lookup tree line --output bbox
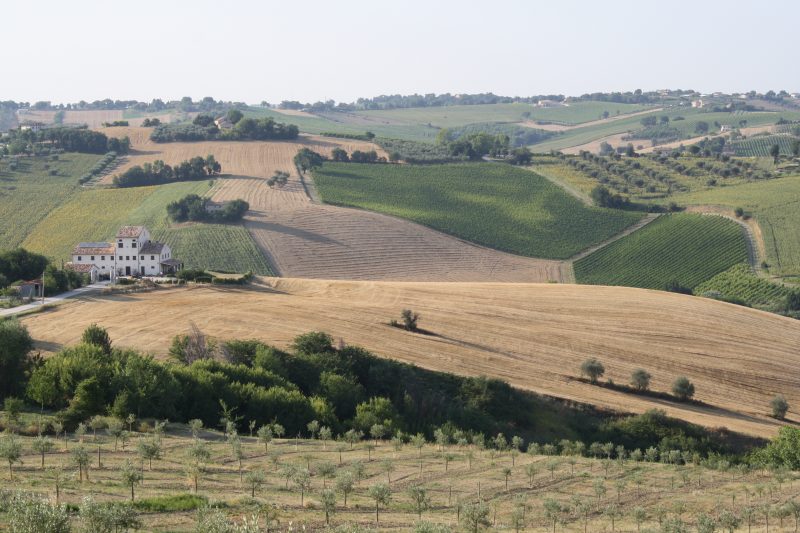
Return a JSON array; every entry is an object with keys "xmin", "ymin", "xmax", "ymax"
[
  {"xmin": 0, "ymin": 248, "xmax": 85, "ymax": 295},
  {"xmin": 150, "ymin": 115, "xmax": 299, "ymax": 143},
  {"xmin": 113, "ymin": 155, "xmax": 221, "ymax": 188},
  {"xmin": 0, "ymin": 321, "xmax": 757, "ymax": 461},
  {"xmin": 4, "ymin": 127, "xmax": 130, "ymax": 155},
  {"xmin": 167, "ymin": 195, "xmax": 249, "ymax": 223}
]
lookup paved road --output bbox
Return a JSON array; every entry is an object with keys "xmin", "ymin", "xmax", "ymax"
[{"xmin": 0, "ymin": 281, "xmax": 110, "ymax": 318}]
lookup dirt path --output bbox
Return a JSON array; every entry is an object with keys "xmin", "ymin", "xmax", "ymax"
[
  {"xmin": 684, "ymin": 205, "xmax": 767, "ymax": 273},
  {"xmin": 21, "ymin": 279, "xmax": 800, "ymax": 438},
  {"xmin": 521, "ymin": 108, "xmax": 663, "ymax": 132}
]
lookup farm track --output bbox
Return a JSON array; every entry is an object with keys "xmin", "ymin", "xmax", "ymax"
[
  {"xmin": 20, "ymin": 278, "xmax": 800, "ymax": 438},
  {"xmin": 103, "ymin": 127, "xmax": 570, "ymax": 282}
]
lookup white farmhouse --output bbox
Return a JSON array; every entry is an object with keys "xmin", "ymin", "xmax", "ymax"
[{"xmin": 69, "ymin": 226, "xmax": 182, "ymax": 279}]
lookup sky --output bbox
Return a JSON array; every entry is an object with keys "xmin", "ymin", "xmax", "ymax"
[{"xmin": 5, "ymin": 0, "xmax": 799, "ymax": 105}]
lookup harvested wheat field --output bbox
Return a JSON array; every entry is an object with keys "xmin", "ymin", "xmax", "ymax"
[
  {"xmin": 102, "ymin": 127, "xmax": 565, "ymax": 282},
  {"xmin": 22, "ymin": 279, "xmax": 800, "ymax": 438}
]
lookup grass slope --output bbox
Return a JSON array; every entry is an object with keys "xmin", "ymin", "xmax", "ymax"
[
  {"xmin": 574, "ymin": 214, "xmax": 748, "ymax": 289},
  {"xmin": 0, "ymin": 154, "xmax": 101, "ymax": 250},
  {"xmin": 313, "ymin": 162, "xmax": 643, "ymax": 260}
]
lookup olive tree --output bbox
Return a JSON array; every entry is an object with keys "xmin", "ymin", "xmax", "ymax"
[
  {"xmin": 580, "ymin": 358, "xmax": 605, "ymax": 384},
  {"xmin": 672, "ymin": 376, "xmax": 695, "ymax": 401}
]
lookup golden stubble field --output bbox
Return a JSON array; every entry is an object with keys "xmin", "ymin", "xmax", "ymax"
[
  {"xmin": 21, "ymin": 279, "xmax": 800, "ymax": 439},
  {"xmin": 101, "ymin": 127, "xmax": 566, "ymax": 282}
]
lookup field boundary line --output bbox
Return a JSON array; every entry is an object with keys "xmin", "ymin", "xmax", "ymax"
[
  {"xmin": 568, "ymin": 213, "xmax": 661, "ymax": 262},
  {"xmin": 526, "ymin": 165, "xmax": 593, "ymax": 205}
]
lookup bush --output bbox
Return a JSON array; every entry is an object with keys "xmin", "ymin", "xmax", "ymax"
[
  {"xmin": 630, "ymin": 368, "xmax": 652, "ymax": 391},
  {"xmin": 671, "ymin": 376, "xmax": 695, "ymax": 401},
  {"xmin": 771, "ymin": 394, "xmax": 789, "ymax": 419},
  {"xmin": 113, "ymin": 155, "xmax": 221, "ymax": 188},
  {"xmin": 133, "ymin": 493, "xmax": 207, "ymax": 512},
  {"xmin": 0, "ymin": 319, "xmax": 34, "ymax": 400},
  {"xmin": 734, "ymin": 207, "xmax": 744, "ymax": 218},
  {"xmin": 580, "ymin": 358, "xmax": 605, "ymax": 384}
]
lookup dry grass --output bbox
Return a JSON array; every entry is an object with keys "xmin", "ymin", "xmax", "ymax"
[
  {"xmin": 100, "ymin": 127, "xmax": 564, "ymax": 282},
  {"xmin": 4, "ymin": 426, "xmax": 796, "ymax": 532},
  {"xmin": 20, "ymin": 279, "xmax": 800, "ymax": 438}
]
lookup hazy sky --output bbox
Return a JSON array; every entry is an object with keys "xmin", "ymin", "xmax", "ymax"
[{"xmin": 5, "ymin": 0, "xmax": 798, "ymax": 105}]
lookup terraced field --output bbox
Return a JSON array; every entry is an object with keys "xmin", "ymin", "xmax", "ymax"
[
  {"xmin": 574, "ymin": 214, "xmax": 748, "ymax": 289},
  {"xmin": 730, "ymin": 134, "xmax": 799, "ymax": 156},
  {"xmin": 21, "ymin": 278, "xmax": 800, "ymax": 437},
  {"xmin": 313, "ymin": 163, "xmax": 643, "ymax": 259}
]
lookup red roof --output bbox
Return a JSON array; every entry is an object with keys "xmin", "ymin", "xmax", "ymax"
[
  {"xmin": 65, "ymin": 263, "xmax": 97, "ymax": 273},
  {"xmin": 116, "ymin": 226, "xmax": 145, "ymax": 238}
]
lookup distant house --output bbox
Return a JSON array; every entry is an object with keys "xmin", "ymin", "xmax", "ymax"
[
  {"xmin": 720, "ymin": 125, "xmax": 734, "ymax": 133},
  {"xmin": 19, "ymin": 120, "xmax": 45, "ymax": 132},
  {"xmin": 64, "ymin": 263, "xmax": 100, "ymax": 283},
  {"xmin": 214, "ymin": 117, "xmax": 233, "ymax": 130},
  {"xmin": 691, "ymin": 99, "xmax": 704, "ymax": 108},
  {"xmin": 71, "ymin": 225, "xmax": 183, "ymax": 279},
  {"xmin": 536, "ymin": 99, "xmax": 564, "ymax": 108}
]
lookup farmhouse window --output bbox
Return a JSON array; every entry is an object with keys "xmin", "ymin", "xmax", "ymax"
[
  {"xmin": 126, "ymin": 256, "xmax": 130, "ymax": 261},
  {"xmin": 78, "ymin": 256, "xmax": 82, "ymax": 261},
  {"xmin": 118, "ymin": 255, "xmax": 122, "ymax": 260},
  {"xmin": 140, "ymin": 256, "xmax": 144, "ymax": 260},
  {"xmin": 118, "ymin": 241, "xmax": 123, "ymax": 248},
  {"xmin": 101, "ymin": 256, "xmax": 105, "ymax": 260},
  {"xmin": 91, "ymin": 256, "xmax": 95, "ymax": 260},
  {"xmin": 151, "ymin": 255, "xmax": 155, "ymax": 260},
  {"xmin": 132, "ymin": 242, "xmax": 137, "ymax": 248}
]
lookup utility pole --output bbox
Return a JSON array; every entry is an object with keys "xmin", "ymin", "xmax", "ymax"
[{"xmin": 41, "ymin": 268, "xmax": 45, "ymax": 304}]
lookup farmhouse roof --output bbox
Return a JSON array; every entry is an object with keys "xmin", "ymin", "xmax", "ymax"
[
  {"xmin": 160, "ymin": 259, "xmax": 182, "ymax": 267},
  {"xmin": 140, "ymin": 241, "xmax": 165, "ymax": 254},
  {"xmin": 64, "ymin": 263, "xmax": 98, "ymax": 273},
  {"xmin": 116, "ymin": 226, "xmax": 145, "ymax": 238},
  {"xmin": 73, "ymin": 242, "xmax": 115, "ymax": 255}
]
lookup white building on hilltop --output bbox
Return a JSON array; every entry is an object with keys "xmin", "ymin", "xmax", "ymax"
[{"xmin": 68, "ymin": 226, "xmax": 182, "ymax": 280}]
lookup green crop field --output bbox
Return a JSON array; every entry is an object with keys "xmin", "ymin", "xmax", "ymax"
[
  {"xmin": 157, "ymin": 224, "xmax": 272, "ymax": 274},
  {"xmin": 675, "ymin": 175, "xmax": 800, "ymax": 278},
  {"xmin": 244, "ymin": 107, "xmax": 438, "ymax": 143},
  {"xmin": 20, "ymin": 179, "xmax": 272, "ymax": 275},
  {"xmin": 354, "ymin": 101, "xmax": 654, "ymax": 129},
  {"xmin": 694, "ymin": 263, "xmax": 795, "ymax": 310},
  {"xmin": 313, "ymin": 162, "xmax": 643, "ymax": 259},
  {"xmin": 574, "ymin": 214, "xmax": 748, "ymax": 290},
  {"xmin": 0, "ymin": 154, "xmax": 102, "ymax": 251},
  {"xmin": 730, "ymin": 134, "xmax": 799, "ymax": 157}
]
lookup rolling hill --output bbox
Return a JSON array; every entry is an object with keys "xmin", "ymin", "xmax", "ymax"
[{"xmin": 20, "ymin": 278, "xmax": 800, "ymax": 438}]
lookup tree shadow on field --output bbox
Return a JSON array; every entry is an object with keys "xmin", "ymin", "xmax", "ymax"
[
  {"xmin": 33, "ymin": 340, "xmax": 63, "ymax": 353},
  {"xmin": 245, "ymin": 218, "xmax": 342, "ymax": 245}
]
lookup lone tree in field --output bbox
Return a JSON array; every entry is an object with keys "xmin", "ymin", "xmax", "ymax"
[
  {"xmin": 672, "ymin": 376, "xmax": 695, "ymax": 401},
  {"xmin": 367, "ymin": 483, "xmax": 392, "ymax": 523},
  {"xmin": 408, "ymin": 485, "xmax": 431, "ymax": 519},
  {"xmin": 398, "ymin": 309, "xmax": 420, "ymax": 332},
  {"xmin": 81, "ymin": 323, "xmax": 112, "ymax": 355},
  {"xmin": 580, "ymin": 358, "xmax": 605, "ymax": 384},
  {"xmin": 461, "ymin": 500, "xmax": 492, "ymax": 533},
  {"xmin": 0, "ymin": 433, "xmax": 23, "ymax": 480},
  {"xmin": 771, "ymin": 395, "xmax": 789, "ymax": 419},
  {"xmin": 120, "ymin": 459, "xmax": 143, "ymax": 501},
  {"xmin": 72, "ymin": 445, "xmax": 90, "ymax": 482},
  {"xmin": 630, "ymin": 369, "xmax": 651, "ymax": 391},
  {"xmin": 32, "ymin": 434, "xmax": 54, "ymax": 469},
  {"xmin": 771, "ymin": 143, "xmax": 781, "ymax": 163},
  {"xmin": 320, "ymin": 489, "xmax": 336, "ymax": 525},
  {"xmin": 244, "ymin": 469, "xmax": 266, "ymax": 497},
  {"xmin": 294, "ymin": 148, "xmax": 324, "ymax": 174},
  {"xmin": 267, "ymin": 170, "xmax": 290, "ymax": 188},
  {"xmin": 336, "ymin": 470, "xmax": 355, "ymax": 507}
]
